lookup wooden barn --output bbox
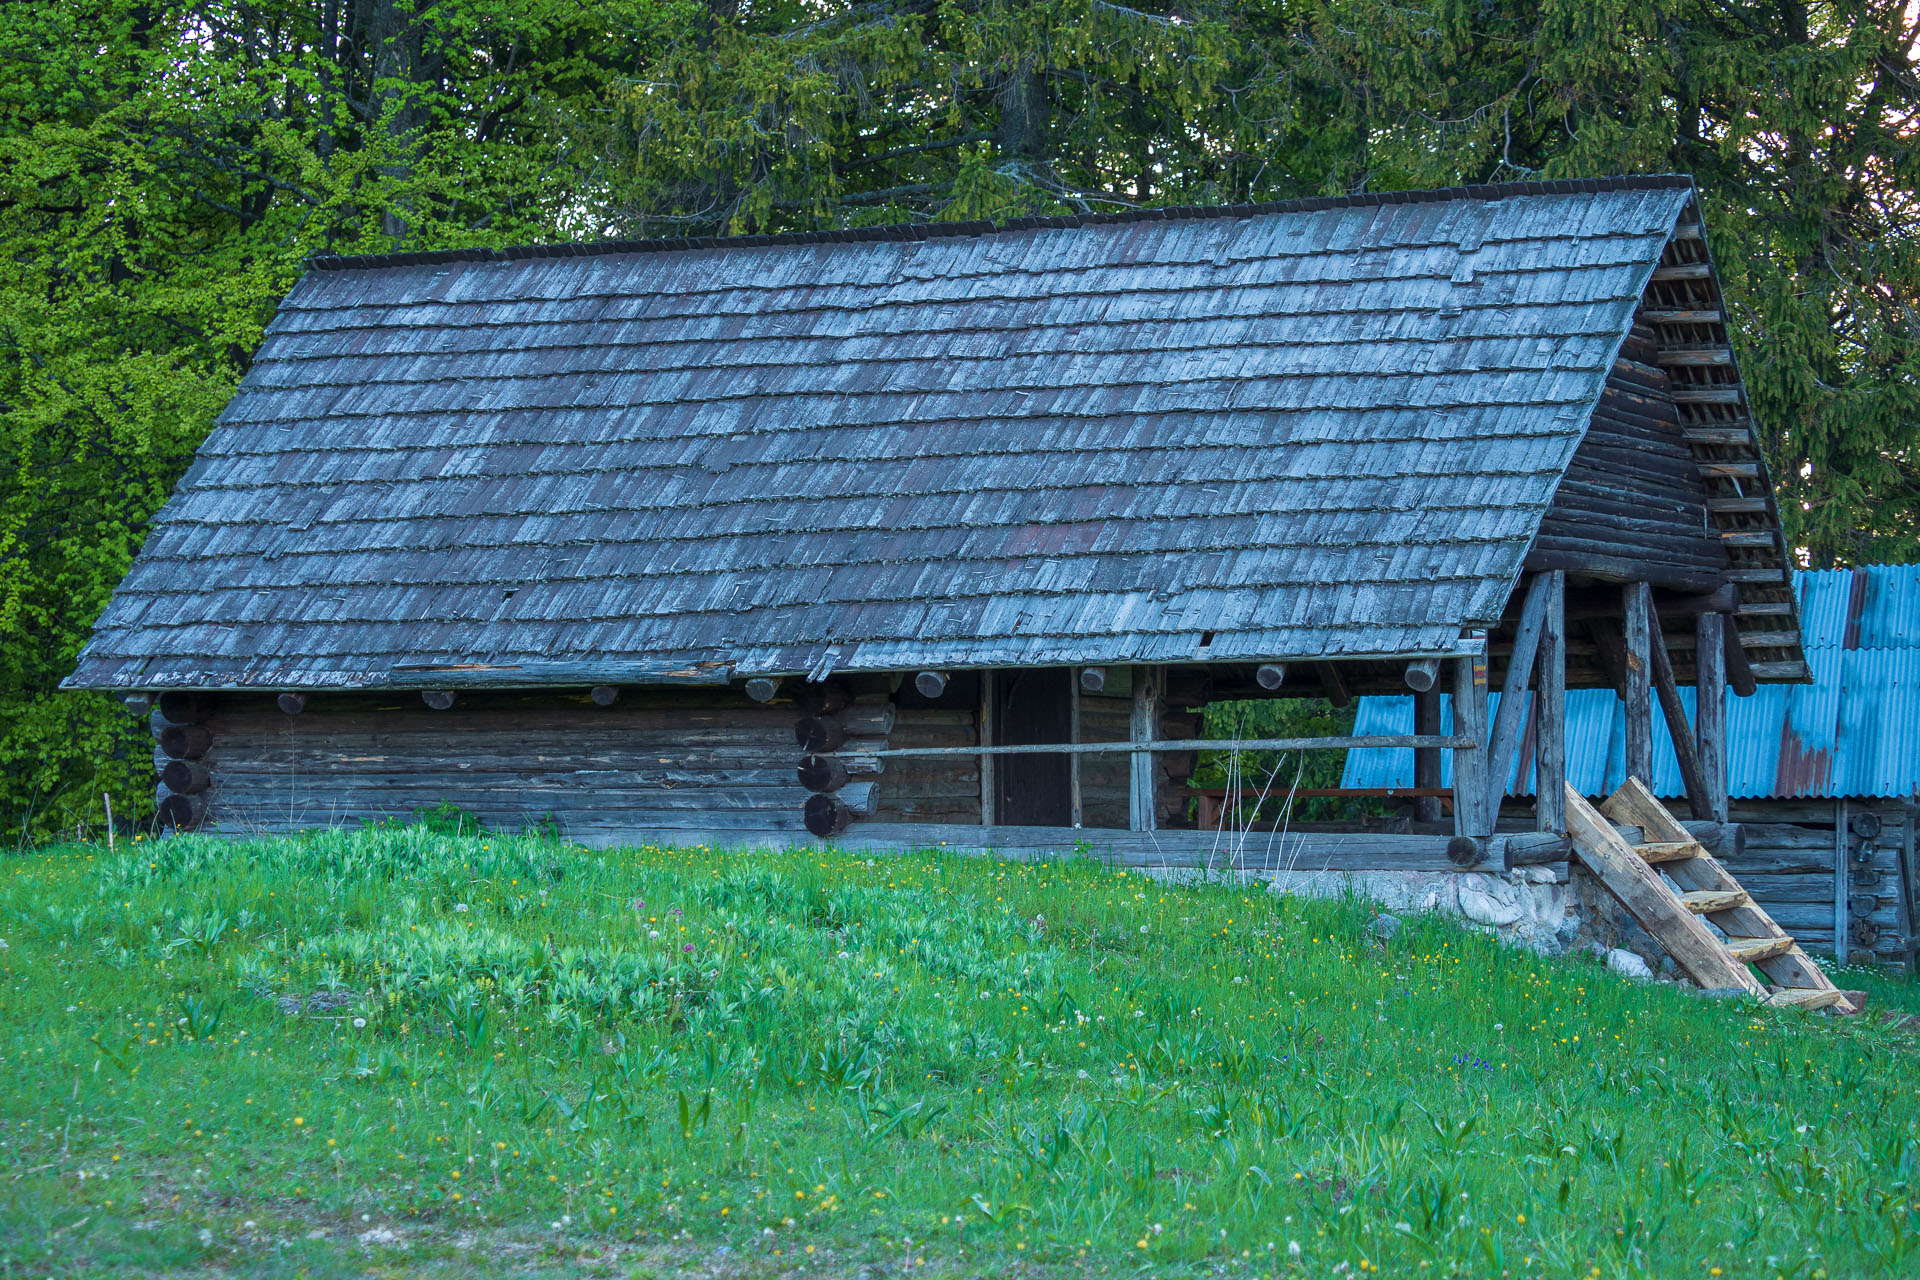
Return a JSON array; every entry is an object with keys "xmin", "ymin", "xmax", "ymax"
[{"xmin": 69, "ymin": 176, "xmax": 1810, "ymax": 875}]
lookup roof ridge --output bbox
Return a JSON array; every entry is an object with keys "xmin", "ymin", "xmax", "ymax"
[{"xmin": 307, "ymin": 174, "xmax": 1696, "ymax": 273}]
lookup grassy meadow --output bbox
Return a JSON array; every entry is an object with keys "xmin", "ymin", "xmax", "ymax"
[{"xmin": 2, "ymin": 826, "xmax": 1918, "ymax": 1279}]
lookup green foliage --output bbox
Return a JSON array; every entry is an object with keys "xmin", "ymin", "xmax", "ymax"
[
  {"xmin": 1193, "ymin": 698, "xmax": 1370, "ymax": 825},
  {"xmin": 2, "ymin": 832, "xmax": 1918, "ymax": 1273},
  {"xmin": 5, "ymin": 1, "xmax": 1917, "ymax": 839}
]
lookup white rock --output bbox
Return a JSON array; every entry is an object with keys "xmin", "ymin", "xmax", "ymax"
[
  {"xmin": 1456, "ymin": 875, "xmax": 1526, "ymax": 927},
  {"xmin": 1606, "ymin": 948, "xmax": 1655, "ymax": 982}
]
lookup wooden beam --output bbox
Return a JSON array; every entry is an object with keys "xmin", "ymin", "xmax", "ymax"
[
  {"xmin": 1656, "ymin": 348, "xmax": 1733, "ymax": 367},
  {"xmin": 1537, "ymin": 571, "xmax": 1567, "ymax": 834},
  {"xmin": 275, "ymin": 692, "xmax": 307, "ymax": 715},
  {"xmin": 1836, "ymin": 799, "xmax": 1850, "ymax": 965},
  {"xmin": 422, "ymin": 690, "xmax": 458, "ymax": 711},
  {"xmin": 1254, "ymin": 663, "xmax": 1286, "ymax": 692},
  {"xmin": 1623, "ymin": 583, "xmax": 1653, "ymax": 786},
  {"xmin": 1587, "ymin": 615, "xmax": 1628, "ymax": 698},
  {"xmin": 979, "ymin": 671, "xmax": 996, "ymax": 827},
  {"xmin": 1724, "ymin": 616, "xmax": 1758, "ymax": 697},
  {"xmin": 156, "ymin": 724, "xmax": 211, "ymax": 760},
  {"xmin": 1671, "ymin": 388, "xmax": 1743, "ymax": 404},
  {"xmin": 1451, "ymin": 648, "xmax": 1492, "ymax": 838},
  {"xmin": 1447, "ymin": 831, "xmax": 1570, "ymax": 869},
  {"xmin": 1079, "ymin": 666, "xmax": 1107, "ymax": 694},
  {"xmin": 1651, "ymin": 262, "xmax": 1713, "ymax": 281},
  {"xmin": 1414, "ymin": 685, "xmax": 1443, "ymax": 824},
  {"xmin": 744, "ymin": 677, "xmax": 782, "ymax": 703},
  {"xmin": 590, "ymin": 685, "xmax": 620, "ymax": 707},
  {"xmin": 1404, "ymin": 658, "xmax": 1441, "ymax": 692},
  {"xmin": 157, "ymin": 692, "xmax": 215, "ymax": 724},
  {"xmin": 1130, "ymin": 667, "xmax": 1162, "ymax": 832},
  {"xmin": 1645, "ymin": 606, "xmax": 1714, "ymax": 820},
  {"xmin": 1695, "ymin": 612, "xmax": 1729, "ymax": 823},
  {"xmin": 1314, "ymin": 662, "xmax": 1350, "ymax": 707},
  {"xmin": 1642, "ymin": 308, "xmax": 1721, "ymax": 323},
  {"xmin": 870, "ymin": 733, "xmax": 1470, "ymax": 760},
  {"xmin": 914, "ymin": 671, "xmax": 949, "ymax": 699},
  {"xmin": 160, "ymin": 759, "xmax": 211, "ymax": 795},
  {"xmin": 1485, "ymin": 574, "xmax": 1554, "ymax": 818},
  {"xmin": 1070, "ymin": 668, "xmax": 1083, "ymax": 829}
]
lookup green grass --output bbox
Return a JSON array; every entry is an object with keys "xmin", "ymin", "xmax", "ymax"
[{"xmin": 2, "ymin": 827, "xmax": 1918, "ymax": 1279}]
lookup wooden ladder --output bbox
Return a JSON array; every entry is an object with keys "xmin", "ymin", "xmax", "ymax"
[{"xmin": 1563, "ymin": 780, "xmax": 1857, "ymax": 1014}]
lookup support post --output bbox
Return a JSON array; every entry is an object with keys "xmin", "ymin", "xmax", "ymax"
[
  {"xmin": 1836, "ymin": 799, "xmax": 1850, "ymax": 965},
  {"xmin": 1486, "ymin": 573, "xmax": 1554, "ymax": 820},
  {"xmin": 1451, "ymin": 645, "xmax": 1491, "ymax": 838},
  {"xmin": 1129, "ymin": 665, "xmax": 1162, "ymax": 832},
  {"xmin": 1413, "ymin": 686, "xmax": 1443, "ymax": 824},
  {"xmin": 1695, "ymin": 611, "xmax": 1729, "ymax": 823},
  {"xmin": 1646, "ymin": 607, "xmax": 1714, "ymax": 820},
  {"xmin": 1070, "ymin": 667, "xmax": 1084, "ymax": 828},
  {"xmin": 979, "ymin": 671, "xmax": 997, "ymax": 827},
  {"xmin": 1623, "ymin": 582, "xmax": 1653, "ymax": 786},
  {"xmin": 1536, "ymin": 570, "xmax": 1567, "ymax": 834}
]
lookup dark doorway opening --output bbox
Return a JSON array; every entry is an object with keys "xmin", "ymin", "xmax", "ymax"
[{"xmin": 995, "ymin": 668, "xmax": 1073, "ymax": 826}]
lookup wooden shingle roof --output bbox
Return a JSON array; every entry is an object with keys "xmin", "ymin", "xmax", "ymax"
[{"xmin": 71, "ymin": 176, "xmax": 1761, "ymax": 691}]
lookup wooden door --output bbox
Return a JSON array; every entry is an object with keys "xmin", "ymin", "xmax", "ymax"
[{"xmin": 995, "ymin": 668, "xmax": 1072, "ymax": 826}]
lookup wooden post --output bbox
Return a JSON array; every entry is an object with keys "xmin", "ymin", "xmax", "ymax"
[
  {"xmin": 1451, "ymin": 645, "xmax": 1491, "ymax": 838},
  {"xmin": 1485, "ymin": 573, "xmax": 1554, "ymax": 821},
  {"xmin": 1070, "ymin": 668, "xmax": 1084, "ymax": 828},
  {"xmin": 1413, "ymin": 686, "xmax": 1442, "ymax": 824},
  {"xmin": 1695, "ymin": 612, "xmax": 1729, "ymax": 823},
  {"xmin": 1623, "ymin": 582, "xmax": 1652, "ymax": 786},
  {"xmin": 1836, "ymin": 799, "xmax": 1850, "ymax": 965},
  {"xmin": 1129, "ymin": 665, "xmax": 1162, "ymax": 832},
  {"xmin": 1536, "ymin": 570, "xmax": 1567, "ymax": 834},
  {"xmin": 1646, "ymin": 608, "xmax": 1715, "ymax": 820},
  {"xmin": 979, "ymin": 670, "xmax": 997, "ymax": 827}
]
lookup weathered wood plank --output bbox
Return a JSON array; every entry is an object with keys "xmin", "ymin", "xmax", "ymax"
[
  {"xmin": 1623, "ymin": 582, "xmax": 1652, "ymax": 785},
  {"xmin": 1536, "ymin": 570, "xmax": 1567, "ymax": 834}
]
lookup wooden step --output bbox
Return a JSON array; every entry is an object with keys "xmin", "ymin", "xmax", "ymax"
[
  {"xmin": 1679, "ymin": 889, "xmax": 1750, "ymax": 913},
  {"xmin": 1764, "ymin": 989, "xmax": 1848, "ymax": 1012},
  {"xmin": 1726, "ymin": 936, "xmax": 1794, "ymax": 963},
  {"xmin": 1634, "ymin": 840, "xmax": 1700, "ymax": 864}
]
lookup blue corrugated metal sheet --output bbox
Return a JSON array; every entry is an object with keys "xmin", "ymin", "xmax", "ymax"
[{"xmin": 1343, "ymin": 565, "xmax": 1919, "ymax": 799}]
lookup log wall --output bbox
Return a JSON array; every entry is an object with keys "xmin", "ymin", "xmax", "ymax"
[{"xmin": 166, "ymin": 688, "xmax": 812, "ymax": 840}]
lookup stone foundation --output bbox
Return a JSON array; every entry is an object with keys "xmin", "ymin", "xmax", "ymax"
[{"xmin": 1260, "ymin": 866, "xmax": 1583, "ymax": 954}]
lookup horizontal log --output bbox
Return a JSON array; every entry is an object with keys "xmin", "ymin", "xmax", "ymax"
[
  {"xmin": 1656, "ymin": 348, "xmax": 1732, "ymax": 367},
  {"xmin": 1642, "ymin": 308, "xmax": 1721, "ymax": 323},
  {"xmin": 874, "ymin": 733, "xmax": 1471, "ymax": 759},
  {"xmin": 276, "ymin": 692, "xmax": 308, "ymax": 715},
  {"xmin": 795, "ymin": 716, "xmax": 847, "ymax": 753},
  {"xmin": 1680, "ymin": 426, "xmax": 1752, "ymax": 445},
  {"xmin": 590, "ymin": 686, "xmax": 620, "ymax": 707},
  {"xmin": 1404, "ymin": 658, "xmax": 1441, "ymax": 692},
  {"xmin": 804, "ymin": 794, "xmax": 855, "ymax": 837},
  {"xmin": 1079, "ymin": 666, "xmax": 1108, "ymax": 693},
  {"xmin": 158, "ymin": 692, "xmax": 216, "ymax": 724},
  {"xmin": 1652, "ymin": 261, "xmax": 1713, "ymax": 281},
  {"xmin": 156, "ymin": 790, "xmax": 206, "ymax": 831},
  {"xmin": 1255, "ymin": 664, "xmax": 1287, "ymax": 691},
  {"xmin": 421, "ymin": 690, "xmax": 458, "ymax": 711},
  {"xmin": 744, "ymin": 677, "xmax": 782, "ymax": 703},
  {"xmin": 913, "ymin": 671, "xmax": 949, "ymax": 699},
  {"xmin": 161, "ymin": 758, "xmax": 211, "ymax": 795},
  {"xmin": 793, "ymin": 680, "xmax": 852, "ymax": 717},
  {"xmin": 157, "ymin": 724, "xmax": 212, "ymax": 760},
  {"xmin": 383, "ymin": 660, "xmax": 733, "ymax": 688},
  {"xmin": 1671, "ymin": 388, "xmax": 1743, "ymax": 404},
  {"xmin": 798, "ymin": 754, "xmax": 849, "ymax": 793},
  {"xmin": 1444, "ymin": 832, "xmax": 1571, "ymax": 869},
  {"xmin": 838, "ymin": 705, "xmax": 897, "ymax": 737}
]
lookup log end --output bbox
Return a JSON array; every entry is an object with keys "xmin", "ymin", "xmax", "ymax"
[
  {"xmin": 913, "ymin": 670, "xmax": 949, "ymax": 699},
  {"xmin": 1446, "ymin": 835, "xmax": 1489, "ymax": 868},
  {"xmin": 275, "ymin": 692, "xmax": 308, "ymax": 716},
  {"xmin": 1254, "ymin": 663, "xmax": 1286, "ymax": 692},
  {"xmin": 804, "ymin": 794, "xmax": 854, "ymax": 838},
  {"xmin": 744, "ymin": 677, "xmax": 782, "ymax": 704},
  {"xmin": 1079, "ymin": 666, "xmax": 1107, "ymax": 693},
  {"xmin": 422, "ymin": 690, "xmax": 458, "ymax": 711},
  {"xmin": 590, "ymin": 685, "xmax": 620, "ymax": 707}
]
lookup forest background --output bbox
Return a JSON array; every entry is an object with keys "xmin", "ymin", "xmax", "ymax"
[{"xmin": 2, "ymin": 0, "xmax": 1916, "ymax": 839}]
